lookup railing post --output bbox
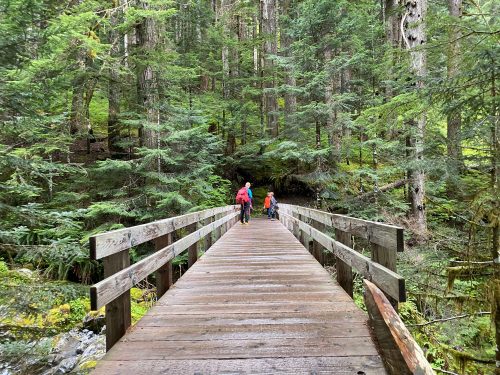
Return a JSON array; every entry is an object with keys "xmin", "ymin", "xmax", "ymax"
[
  {"xmin": 214, "ymin": 212, "xmax": 222, "ymax": 241},
  {"xmin": 298, "ymin": 214, "xmax": 306, "ymax": 247},
  {"xmin": 204, "ymin": 217, "xmax": 213, "ymax": 251},
  {"xmin": 335, "ymin": 229, "xmax": 354, "ymax": 297},
  {"xmin": 103, "ymin": 251, "xmax": 131, "ymax": 351},
  {"xmin": 155, "ymin": 233, "xmax": 173, "ymax": 298},
  {"xmin": 187, "ymin": 222, "xmax": 198, "ymax": 268},
  {"xmin": 291, "ymin": 211, "xmax": 300, "ymax": 239},
  {"xmin": 371, "ymin": 243, "xmax": 398, "ymax": 309},
  {"xmin": 312, "ymin": 220, "xmax": 326, "ymax": 265}
]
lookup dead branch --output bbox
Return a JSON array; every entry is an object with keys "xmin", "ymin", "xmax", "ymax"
[
  {"xmin": 407, "ymin": 311, "xmax": 491, "ymax": 327},
  {"xmin": 357, "ymin": 179, "xmax": 407, "ymax": 200}
]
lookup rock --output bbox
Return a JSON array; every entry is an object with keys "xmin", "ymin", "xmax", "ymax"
[
  {"xmin": 15, "ymin": 268, "xmax": 34, "ymax": 278},
  {"xmin": 82, "ymin": 312, "xmax": 105, "ymax": 334},
  {"xmin": 54, "ymin": 357, "xmax": 78, "ymax": 374}
]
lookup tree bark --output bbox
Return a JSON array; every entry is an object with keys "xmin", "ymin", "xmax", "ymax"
[
  {"xmin": 324, "ymin": 47, "xmax": 341, "ymax": 164},
  {"xmin": 107, "ymin": 1, "xmax": 122, "ymax": 154},
  {"xmin": 446, "ymin": 0, "xmax": 463, "ymax": 196},
  {"xmin": 280, "ymin": 0, "xmax": 296, "ymax": 134},
  {"xmin": 403, "ymin": 0, "xmax": 428, "ymax": 235},
  {"xmin": 136, "ymin": 1, "xmax": 160, "ymax": 163},
  {"xmin": 70, "ymin": 47, "xmax": 88, "ymax": 136},
  {"xmin": 261, "ymin": 0, "xmax": 279, "ymax": 137}
]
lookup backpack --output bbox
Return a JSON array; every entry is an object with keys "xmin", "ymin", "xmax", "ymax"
[{"xmin": 235, "ymin": 187, "xmax": 249, "ymax": 204}]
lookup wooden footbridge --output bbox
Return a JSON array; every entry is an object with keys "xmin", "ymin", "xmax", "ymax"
[{"xmin": 89, "ymin": 204, "xmax": 434, "ymax": 374}]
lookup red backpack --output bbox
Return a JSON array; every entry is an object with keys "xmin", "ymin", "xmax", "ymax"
[{"xmin": 235, "ymin": 187, "xmax": 249, "ymax": 204}]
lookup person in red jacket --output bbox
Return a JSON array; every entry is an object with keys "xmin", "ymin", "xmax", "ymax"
[{"xmin": 235, "ymin": 184, "xmax": 251, "ymax": 224}]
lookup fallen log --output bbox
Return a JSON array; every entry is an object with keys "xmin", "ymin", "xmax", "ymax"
[{"xmin": 357, "ymin": 179, "xmax": 408, "ymax": 200}]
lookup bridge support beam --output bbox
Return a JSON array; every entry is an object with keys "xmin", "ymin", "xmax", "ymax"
[
  {"xmin": 103, "ymin": 251, "xmax": 131, "ymax": 351},
  {"xmin": 335, "ymin": 229, "xmax": 354, "ymax": 297},
  {"xmin": 155, "ymin": 233, "xmax": 173, "ymax": 298}
]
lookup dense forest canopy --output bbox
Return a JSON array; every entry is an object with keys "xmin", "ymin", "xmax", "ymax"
[{"xmin": 0, "ymin": 0, "xmax": 498, "ymax": 374}]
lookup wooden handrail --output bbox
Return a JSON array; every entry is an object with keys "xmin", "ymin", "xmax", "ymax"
[
  {"xmin": 280, "ymin": 203, "xmax": 404, "ymax": 252},
  {"xmin": 89, "ymin": 205, "xmax": 240, "ymax": 350},
  {"xmin": 90, "ymin": 205, "xmax": 240, "ymax": 259},
  {"xmin": 90, "ymin": 210, "xmax": 239, "ymax": 310},
  {"xmin": 279, "ymin": 211, "xmax": 406, "ymax": 302},
  {"xmin": 364, "ymin": 279, "xmax": 434, "ymax": 374}
]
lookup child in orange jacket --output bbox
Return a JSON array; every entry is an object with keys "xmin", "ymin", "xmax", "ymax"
[{"xmin": 264, "ymin": 192, "xmax": 272, "ymax": 219}]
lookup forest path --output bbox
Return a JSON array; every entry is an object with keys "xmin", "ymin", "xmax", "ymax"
[{"xmin": 92, "ymin": 218, "xmax": 386, "ymax": 374}]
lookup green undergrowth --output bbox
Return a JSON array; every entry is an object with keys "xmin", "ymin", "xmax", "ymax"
[{"xmin": 0, "ymin": 259, "xmax": 152, "ymax": 341}]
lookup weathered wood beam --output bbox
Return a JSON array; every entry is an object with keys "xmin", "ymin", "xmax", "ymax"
[
  {"xmin": 90, "ymin": 205, "xmax": 239, "ymax": 260},
  {"xmin": 279, "ymin": 211, "xmax": 405, "ymax": 302},
  {"xmin": 90, "ymin": 211, "xmax": 239, "ymax": 310},
  {"xmin": 280, "ymin": 204, "xmax": 404, "ymax": 252},
  {"xmin": 335, "ymin": 229, "xmax": 353, "ymax": 297},
  {"xmin": 363, "ymin": 279, "xmax": 433, "ymax": 375},
  {"xmin": 154, "ymin": 233, "xmax": 173, "ymax": 298},
  {"xmin": 103, "ymin": 249, "xmax": 131, "ymax": 351}
]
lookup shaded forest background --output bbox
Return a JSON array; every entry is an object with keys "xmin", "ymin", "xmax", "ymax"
[{"xmin": 0, "ymin": 0, "xmax": 498, "ymax": 374}]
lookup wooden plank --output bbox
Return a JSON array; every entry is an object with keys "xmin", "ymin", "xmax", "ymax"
[
  {"xmin": 103, "ymin": 250, "xmax": 131, "ymax": 351},
  {"xmin": 139, "ymin": 304, "xmax": 366, "ymax": 317},
  {"xmin": 280, "ymin": 212, "xmax": 406, "ymax": 302},
  {"xmin": 103, "ymin": 336, "xmax": 381, "ymax": 360},
  {"xmin": 363, "ymin": 279, "xmax": 433, "ymax": 375},
  {"xmin": 93, "ymin": 356, "xmax": 387, "ymax": 375},
  {"xmin": 138, "ymin": 311, "xmax": 368, "ymax": 328},
  {"xmin": 90, "ymin": 205, "xmax": 239, "ymax": 260},
  {"xmin": 281, "ymin": 204, "xmax": 404, "ymax": 252},
  {"xmin": 154, "ymin": 233, "xmax": 172, "ymax": 298},
  {"xmin": 335, "ymin": 228, "xmax": 354, "ymax": 297},
  {"xmin": 126, "ymin": 322, "xmax": 373, "ymax": 341},
  {"xmin": 90, "ymin": 211, "xmax": 239, "ymax": 310}
]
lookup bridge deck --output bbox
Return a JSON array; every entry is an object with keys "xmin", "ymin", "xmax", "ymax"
[{"xmin": 93, "ymin": 218, "xmax": 386, "ymax": 374}]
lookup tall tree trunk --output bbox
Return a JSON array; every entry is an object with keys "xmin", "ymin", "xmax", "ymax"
[
  {"xmin": 446, "ymin": 0, "xmax": 463, "ymax": 197},
  {"xmin": 108, "ymin": 2, "xmax": 122, "ymax": 155},
  {"xmin": 221, "ymin": 0, "xmax": 236, "ymax": 155},
  {"xmin": 262, "ymin": 0, "xmax": 278, "ymax": 137},
  {"xmin": 385, "ymin": 0, "xmax": 401, "ymax": 48},
  {"xmin": 280, "ymin": 0, "xmax": 296, "ymax": 134},
  {"xmin": 325, "ymin": 47, "xmax": 341, "ymax": 164},
  {"xmin": 403, "ymin": 0, "xmax": 428, "ymax": 235},
  {"xmin": 136, "ymin": 2, "xmax": 160, "ymax": 161},
  {"xmin": 70, "ymin": 47, "xmax": 88, "ymax": 136}
]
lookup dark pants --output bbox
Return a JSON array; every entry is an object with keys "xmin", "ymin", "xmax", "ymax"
[
  {"xmin": 267, "ymin": 208, "xmax": 271, "ymax": 218},
  {"xmin": 240, "ymin": 202, "xmax": 250, "ymax": 223}
]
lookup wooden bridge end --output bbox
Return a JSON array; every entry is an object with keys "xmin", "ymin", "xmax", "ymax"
[{"xmin": 363, "ymin": 279, "xmax": 433, "ymax": 375}]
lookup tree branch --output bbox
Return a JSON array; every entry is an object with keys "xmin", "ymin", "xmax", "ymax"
[{"xmin": 407, "ymin": 311, "xmax": 491, "ymax": 327}]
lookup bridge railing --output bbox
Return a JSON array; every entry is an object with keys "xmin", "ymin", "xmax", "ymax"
[
  {"xmin": 88, "ymin": 205, "xmax": 240, "ymax": 350},
  {"xmin": 277, "ymin": 204, "xmax": 405, "ymax": 303},
  {"xmin": 278, "ymin": 204, "xmax": 435, "ymax": 374}
]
